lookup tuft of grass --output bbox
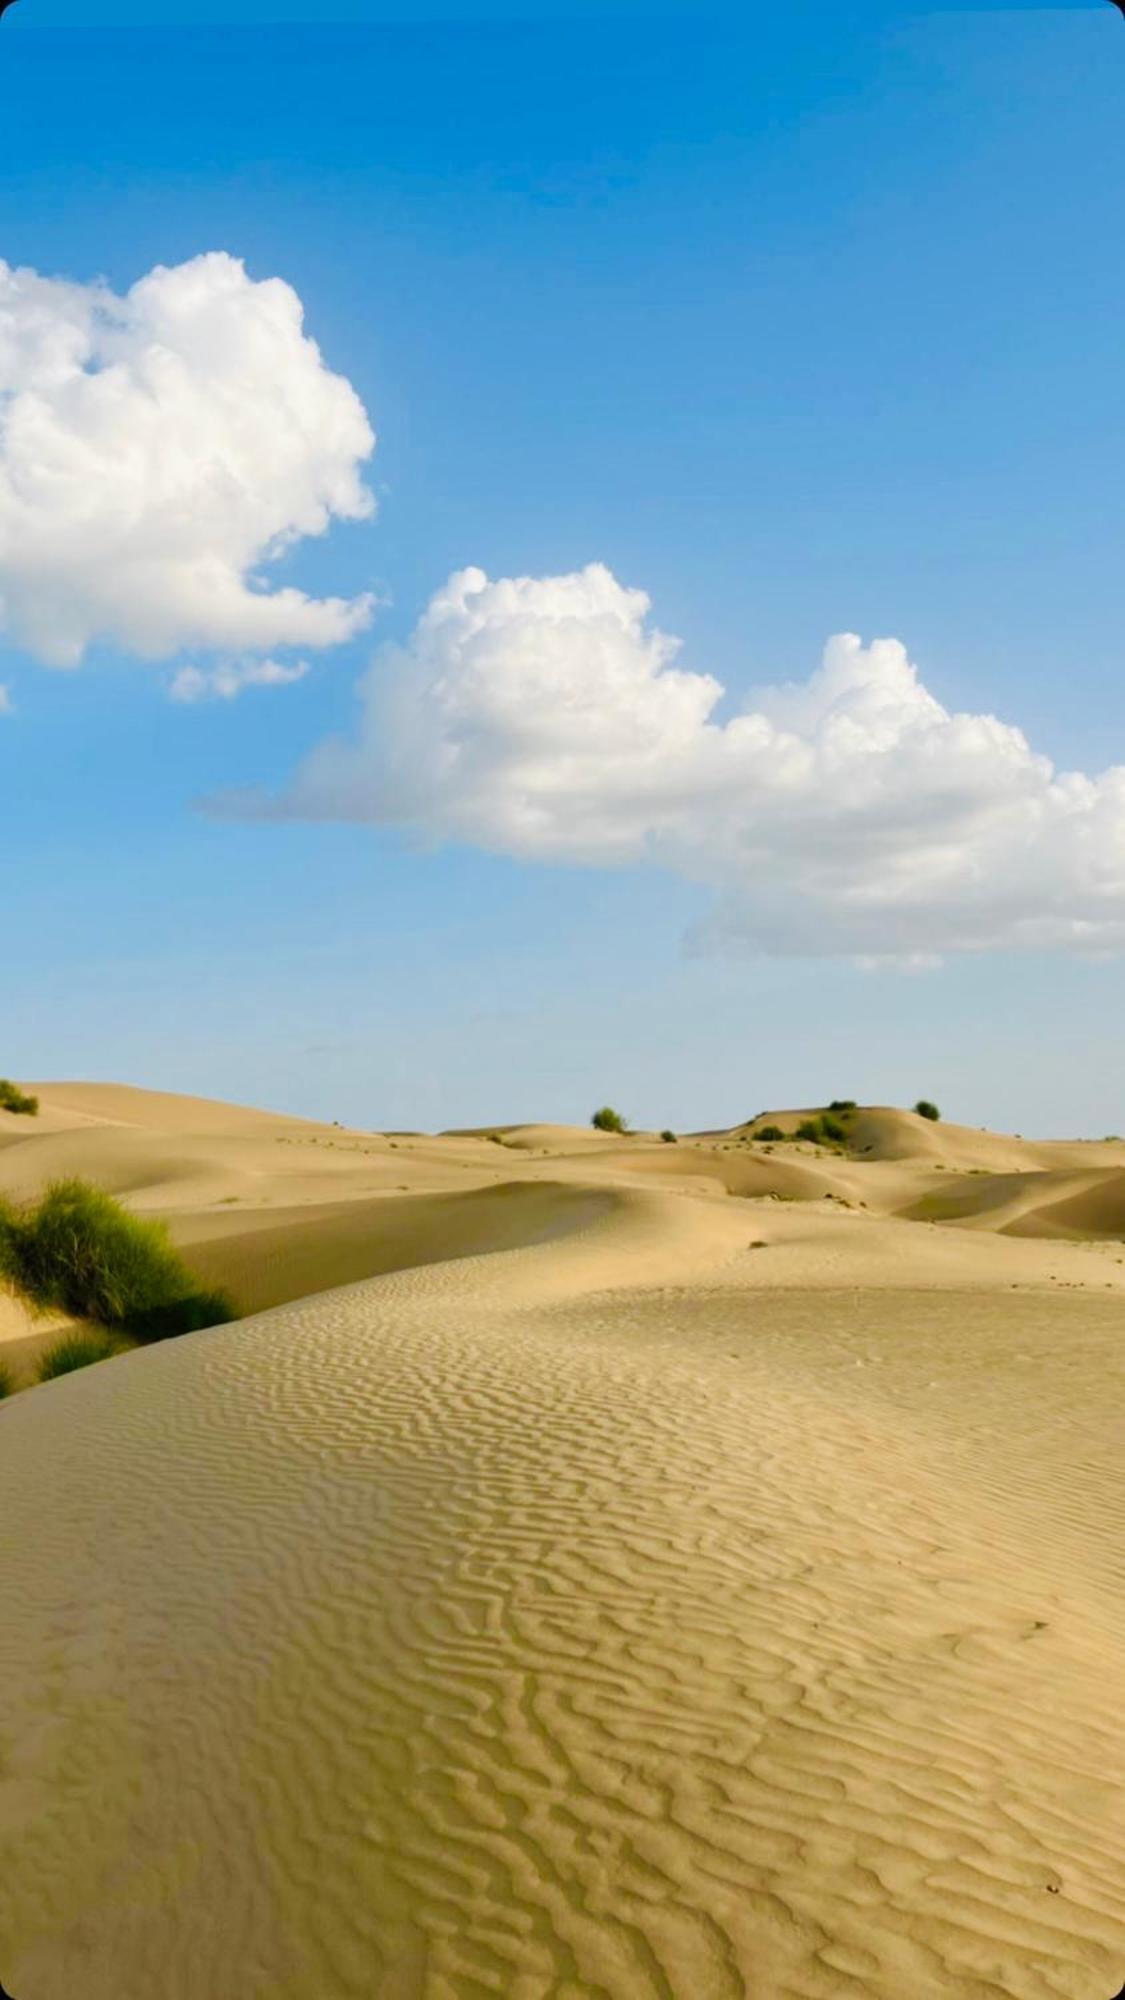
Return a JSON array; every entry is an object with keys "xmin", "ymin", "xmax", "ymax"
[
  {"xmin": 817, "ymin": 1113, "xmax": 849, "ymax": 1144},
  {"xmin": 1, "ymin": 1179, "xmax": 235, "ymax": 1345},
  {"xmin": 36, "ymin": 1330, "xmax": 118, "ymax": 1383},
  {"xmin": 0, "ymin": 1078, "xmax": 38, "ymax": 1116},
  {"xmin": 591, "ymin": 1106, "xmax": 628, "ymax": 1134},
  {"xmin": 0, "ymin": 1194, "xmax": 22, "ymax": 1293},
  {"xmin": 660, "ymin": 1129, "xmax": 677, "ymax": 1144},
  {"xmin": 120, "ymin": 1289, "xmax": 234, "ymax": 1343},
  {"xmin": 755, "ymin": 1124, "xmax": 785, "ymax": 1143},
  {"xmin": 793, "ymin": 1112, "xmax": 853, "ymax": 1147},
  {"xmin": 915, "ymin": 1100, "xmax": 941, "ymax": 1122}
]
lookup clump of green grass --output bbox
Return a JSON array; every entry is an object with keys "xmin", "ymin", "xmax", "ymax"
[
  {"xmin": 756, "ymin": 1109, "xmax": 854, "ymax": 1147},
  {"xmin": 0, "ymin": 1078, "xmax": 38, "ymax": 1116},
  {"xmin": 591, "ymin": 1106, "xmax": 628, "ymax": 1134},
  {"xmin": 0, "ymin": 1194, "xmax": 21, "ymax": 1289},
  {"xmin": 793, "ymin": 1112, "xmax": 851, "ymax": 1147},
  {"xmin": 1, "ymin": 1179, "xmax": 234, "ymax": 1345},
  {"xmin": 915, "ymin": 1100, "xmax": 941, "ymax": 1122},
  {"xmin": 36, "ymin": 1331, "xmax": 118, "ymax": 1383}
]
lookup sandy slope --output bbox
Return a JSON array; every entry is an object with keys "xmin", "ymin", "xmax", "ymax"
[{"xmin": 3, "ymin": 1085, "xmax": 1125, "ymax": 1996}]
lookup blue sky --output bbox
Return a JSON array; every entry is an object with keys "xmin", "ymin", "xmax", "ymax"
[{"xmin": 1, "ymin": 4, "xmax": 1124, "ymax": 1134}]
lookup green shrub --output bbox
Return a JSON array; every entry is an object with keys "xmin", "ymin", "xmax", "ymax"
[
  {"xmin": 1, "ymin": 1179, "xmax": 234, "ymax": 1345},
  {"xmin": 756, "ymin": 1124, "xmax": 785, "ymax": 1142},
  {"xmin": 36, "ymin": 1331, "xmax": 117, "ymax": 1382},
  {"xmin": 915, "ymin": 1100, "xmax": 941, "ymax": 1122},
  {"xmin": 591, "ymin": 1106, "xmax": 627, "ymax": 1134},
  {"xmin": 0, "ymin": 1078, "xmax": 38, "ymax": 1116},
  {"xmin": 828, "ymin": 1099, "xmax": 857, "ymax": 1113},
  {"xmin": 660, "ymin": 1129, "xmax": 677, "ymax": 1144},
  {"xmin": 0, "ymin": 1195, "xmax": 18, "ymax": 1286},
  {"xmin": 0, "ymin": 1357, "xmax": 13, "ymax": 1400},
  {"xmin": 794, "ymin": 1113, "xmax": 851, "ymax": 1147},
  {"xmin": 118, "ymin": 1289, "xmax": 234, "ymax": 1343}
]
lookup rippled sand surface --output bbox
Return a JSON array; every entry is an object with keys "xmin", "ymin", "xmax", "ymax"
[{"xmin": 4, "ymin": 1168, "xmax": 1125, "ymax": 1999}]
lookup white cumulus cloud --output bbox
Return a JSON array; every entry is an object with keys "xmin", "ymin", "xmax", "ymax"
[
  {"xmin": 170, "ymin": 657, "xmax": 310, "ymax": 704},
  {"xmin": 0, "ymin": 252, "xmax": 376, "ymax": 667},
  {"xmin": 239, "ymin": 561, "xmax": 1125, "ymax": 960}
]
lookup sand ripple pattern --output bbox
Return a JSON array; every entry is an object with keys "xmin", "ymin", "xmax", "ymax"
[{"xmin": 3, "ymin": 1235, "xmax": 1125, "ymax": 1998}]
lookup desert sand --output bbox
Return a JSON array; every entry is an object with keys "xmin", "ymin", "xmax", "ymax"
[{"xmin": 3, "ymin": 1083, "xmax": 1125, "ymax": 1997}]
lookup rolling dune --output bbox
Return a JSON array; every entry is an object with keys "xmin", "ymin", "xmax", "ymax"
[{"xmin": 3, "ymin": 1086, "xmax": 1125, "ymax": 1996}]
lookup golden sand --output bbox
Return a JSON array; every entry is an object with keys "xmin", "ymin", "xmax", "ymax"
[{"xmin": 2, "ymin": 1085, "xmax": 1125, "ymax": 1996}]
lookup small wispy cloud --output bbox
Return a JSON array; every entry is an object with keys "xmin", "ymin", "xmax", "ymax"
[
  {"xmin": 0, "ymin": 684, "xmax": 12, "ymax": 715},
  {"xmin": 170, "ymin": 657, "xmax": 310, "ymax": 704}
]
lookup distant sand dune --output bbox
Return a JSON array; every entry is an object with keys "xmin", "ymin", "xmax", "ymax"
[
  {"xmin": 175, "ymin": 1181, "xmax": 620, "ymax": 1315},
  {"xmin": 3, "ymin": 1085, "xmax": 1125, "ymax": 1995}
]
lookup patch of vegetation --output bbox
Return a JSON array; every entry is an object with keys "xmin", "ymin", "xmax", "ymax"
[
  {"xmin": 0, "ymin": 1179, "xmax": 234, "ymax": 1345},
  {"xmin": 790, "ymin": 1112, "xmax": 853, "ymax": 1147},
  {"xmin": 591, "ymin": 1107, "xmax": 628, "ymax": 1134},
  {"xmin": 0, "ymin": 1078, "xmax": 39, "ymax": 1117},
  {"xmin": 828, "ymin": 1099, "xmax": 857, "ymax": 1113},
  {"xmin": 36, "ymin": 1331, "xmax": 118, "ymax": 1382},
  {"xmin": 817, "ymin": 1113, "xmax": 849, "ymax": 1144},
  {"xmin": 660, "ymin": 1129, "xmax": 677, "ymax": 1144},
  {"xmin": 755, "ymin": 1124, "xmax": 785, "ymax": 1142},
  {"xmin": 915, "ymin": 1100, "xmax": 941, "ymax": 1122},
  {"xmin": 0, "ymin": 1357, "xmax": 13, "ymax": 1400}
]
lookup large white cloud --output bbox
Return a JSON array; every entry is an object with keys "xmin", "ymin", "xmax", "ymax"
[
  {"xmin": 0, "ymin": 252, "xmax": 376, "ymax": 666},
  {"xmin": 247, "ymin": 561, "xmax": 1125, "ymax": 959}
]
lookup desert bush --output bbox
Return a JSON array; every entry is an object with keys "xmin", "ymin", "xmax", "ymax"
[
  {"xmin": 756, "ymin": 1124, "xmax": 785, "ymax": 1142},
  {"xmin": 660, "ymin": 1129, "xmax": 677, "ymax": 1144},
  {"xmin": 1, "ymin": 1179, "xmax": 234, "ymax": 1345},
  {"xmin": 118, "ymin": 1288, "xmax": 234, "ymax": 1343},
  {"xmin": 915, "ymin": 1100, "xmax": 941, "ymax": 1122},
  {"xmin": 0, "ymin": 1195, "xmax": 18, "ymax": 1280},
  {"xmin": 36, "ymin": 1331, "xmax": 117, "ymax": 1382},
  {"xmin": 591, "ymin": 1106, "xmax": 627, "ymax": 1134},
  {"xmin": 793, "ymin": 1114, "xmax": 851, "ymax": 1146},
  {"xmin": 0, "ymin": 1078, "xmax": 38, "ymax": 1116},
  {"xmin": 828, "ymin": 1099, "xmax": 857, "ymax": 1113}
]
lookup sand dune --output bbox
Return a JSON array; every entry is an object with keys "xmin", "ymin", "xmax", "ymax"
[
  {"xmin": 175, "ymin": 1182, "xmax": 620, "ymax": 1316},
  {"xmin": 3, "ymin": 1084, "xmax": 1125, "ymax": 1995}
]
